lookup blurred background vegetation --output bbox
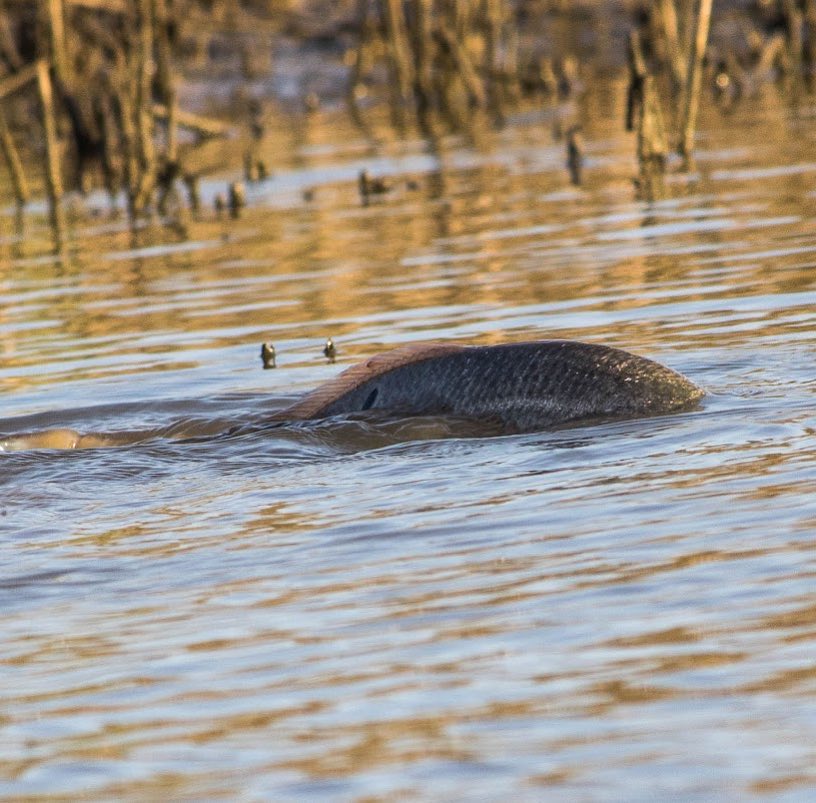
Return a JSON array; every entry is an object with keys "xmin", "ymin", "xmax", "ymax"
[{"xmin": 0, "ymin": 0, "xmax": 813, "ymax": 246}]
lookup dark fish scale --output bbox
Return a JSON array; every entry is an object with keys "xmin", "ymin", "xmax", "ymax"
[{"xmin": 280, "ymin": 340, "xmax": 704, "ymax": 433}]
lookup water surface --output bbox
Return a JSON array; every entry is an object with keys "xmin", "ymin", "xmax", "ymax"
[{"xmin": 2, "ymin": 84, "xmax": 816, "ymax": 800}]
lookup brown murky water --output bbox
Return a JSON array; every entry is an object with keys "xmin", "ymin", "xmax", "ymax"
[{"xmin": 2, "ymin": 81, "xmax": 816, "ymax": 799}]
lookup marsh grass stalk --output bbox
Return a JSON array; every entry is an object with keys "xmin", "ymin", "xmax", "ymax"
[
  {"xmin": 382, "ymin": 0, "xmax": 414, "ymax": 129},
  {"xmin": 153, "ymin": 0, "xmax": 178, "ymax": 164},
  {"xmin": 484, "ymin": 0, "xmax": 504, "ymax": 115},
  {"xmin": 132, "ymin": 0, "xmax": 157, "ymax": 214},
  {"xmin": 45, "ymin": 0, "xmax": 68, "ymax": 86},
  {"xmin": 627, "ymin": 29, "xmax": 667, "ymax": 201},
  {"xmin": 805, "ymin": 0, "xmax": 816, "ymax": 88},
  {"xmin": 348, "ymin": 0, "xmax": 533, "ymax": 136},
  {"xmin": 626, "ymin": 28, "xmax": 647, "ymax": 133},
  {"xmin": 783, "ymin": 0, "xmax": 804, "ymax": 82},
  {"xmin": 566, "ymin": 126, "xmax": 583, "ymax": 186},
  {"xmin": 35, "ymin": 59, "xmax": 65, "ymax": 246},
  {"xmin": 657, "ymin": 0, "xmax": 685, "ymax": 88},
  {"xmin": 0, "ymin": 0, "xmax": 244, "ymax": 247},
  {"xmin": 0, "ymin": 5, "xmax": 23, "ymax": 71},
  {"xmin": 637, "ymin": 74, "xmax": 668, "ymax": 201},
  {"xmin": 0, "ymin": 63, "xmax": 40, "ymax": 218},
  {"xmin": 638, "ymin": 76, "xmax": 668, "ymax": 167},
  {"xmin": 0, "ymin": 107, "xmax": 28, "ymax": 208},
  {"xmin": 678, "ymin": 0, "xmax": 713, "ymax": 169},
  {"xmin": 2, "ymin": 0, "xmax": 813, "ymax": 246}
]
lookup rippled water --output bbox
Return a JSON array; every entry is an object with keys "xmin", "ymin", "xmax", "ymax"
[{"xmin": 2, "ymin": 83, "xmax": 816, "ymax": 799}]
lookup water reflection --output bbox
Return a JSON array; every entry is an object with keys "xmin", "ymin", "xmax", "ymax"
[{"xmin": 1, "ymin": 79, "xmax": 816, "ymax": 800}]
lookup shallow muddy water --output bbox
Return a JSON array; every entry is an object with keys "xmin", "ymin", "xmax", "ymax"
[{"xmin": 2, "ymin": 83, "xmax": 816, "ymax": 800}]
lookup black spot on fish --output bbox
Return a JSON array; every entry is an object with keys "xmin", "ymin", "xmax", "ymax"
[{"xmin": 362, "ymin": 387, "xmax": 379, "ymax": 410}]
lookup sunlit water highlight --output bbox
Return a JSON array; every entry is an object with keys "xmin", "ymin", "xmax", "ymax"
[{"xmin": 1, "ymin": 85, "xmax": 816, "ymax": 800}]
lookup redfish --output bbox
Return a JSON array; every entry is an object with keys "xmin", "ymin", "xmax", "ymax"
[{"xmin": 279, "ymin": 340, "xmax": 704, "ymax": 432}]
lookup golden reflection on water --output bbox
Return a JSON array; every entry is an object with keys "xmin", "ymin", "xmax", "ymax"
[
  {"xmin": 0, "ymin": 82, "xmax": 810, "ymax": 398},
  {"xmin": 1, "ymin": 77, "xmax": 816, "ymax": 800}
]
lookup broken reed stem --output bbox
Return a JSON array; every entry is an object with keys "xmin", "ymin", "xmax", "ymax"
[
  {"xmin": 136, "ymin": 0, "xmax": 155, "ymax": 171},
  {"xmin": 503, "ymin": 23, "xmax": 521, "ymax": 101},
  {"xmin": 783, "ymin": 0, "xmax": 804, "ymax": 84},
  {"xmin": 658, "ymin": 0, "xmax": 686, "ymax": 88},
  {"xmin": 0, "ymin": 2, "xmax": 23, "ymax": 72},
  {"xmin": 45, "ymin": 0, "xmax": 68, "ymax": 86},
  {"xmin": 118, "ymin": 70, "xmax": 139, "ymax": 212},
  {"xmin": 153, "ymin": 0, "xmax": 178, "ymax": 162},
  {"xmin": 382, "ymin": 0, "xmax": 414, "ymax": 128},
  {"xmin": 678, "ymin": 0, "xmax": 696, "ymax": 56},
  {"xmin": 626, "ymin": 27, "xmax": 667, "ymax": 202},
  {"xmin": 805, "ymin": 0, "xmax": 816, "ymax": 87},
  {"xmin": 637, "ymin": 78, "xmax": 668, "ymax": 203},
  {"xmin": 35, "ymin": 60, "xmax": 65, "ymax": 246},
  {"xmin": 96, "ymin": 85, "xmax": 121, "ymax": 199},
  {"xmin": 0, "ymin": 108, "xmax": 29, "ymax": 206},
  {"xmin": 346, "ymin": 0, "xmax": 373, "ymax": 132},
  {"xmin": 678, "ymin": 0, "xmax": 713, "ymax": 169},
  {"xmin": 164, "ymin": 93, "xmax": 179, "ymax": 162},
  {"xmin": 411, "ymin": 0, "xmax": 434, "ymax": 122},
  {"xmin": 483, "ymin": 0, "xmax": 504, "ymax": 115},
  {"xmin": 0, "ymin": 62, "xmax": 39, "ymax": 100},
  {"xmin": 625, "ymin": 29, "xmax": 647, "ymax": 132},
  {"xmin": 436, "ymin": 22, "xmax": 486, "ymax": 107},
  {"xmin": 639, "ymin": 75, "xmax": 668, "ymax": 168},
  {"xmin": 382, "ymin": 0, "xmax": 414, "ymax": 105},
  {"xmin": 566, "ymin": 126, "xmax": 583, "ymax": 186},
  {"xmin": 756, "ymin": 31, "xmax": 786, "ymax": 77},
  {"xmin": 132, "ymin": 0, "xmax": 157, "ymax": 214},
  {"xmin": 152, "ymin": 104, "xmax": 232, "ymax": 138}
]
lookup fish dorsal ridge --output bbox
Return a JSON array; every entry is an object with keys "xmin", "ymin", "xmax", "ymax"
[{"xmin": 281, "ymin": 342, "xmax": 465, "ymax": 419}]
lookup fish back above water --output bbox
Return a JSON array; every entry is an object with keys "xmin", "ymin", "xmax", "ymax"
[{"xmin": 279, "ymin": 340, "xmax": 704, "ymax": 432}]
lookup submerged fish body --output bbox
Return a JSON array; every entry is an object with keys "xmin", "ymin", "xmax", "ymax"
[
  {"xmin": 0, "ymin": 341, "xmax": 703, "ymax": 452},
  {"xmin": 280, "ymin": 340, "xmax": 704, "ymax": 432}
]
